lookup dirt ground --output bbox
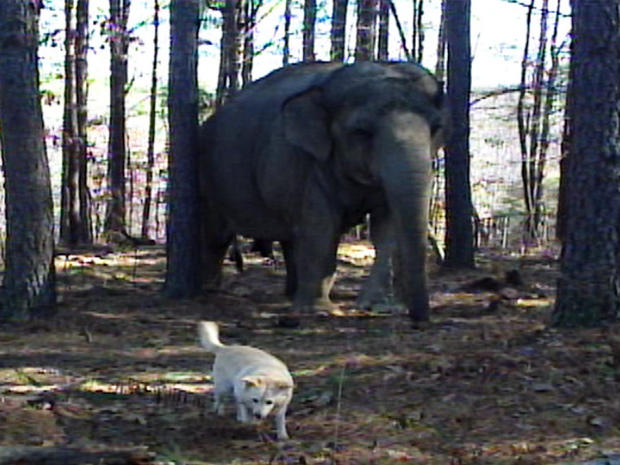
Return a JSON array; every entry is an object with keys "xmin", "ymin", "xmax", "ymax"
[{"xmin": 0, "ymin": 242, "xmax": 619, "ymax": 465}]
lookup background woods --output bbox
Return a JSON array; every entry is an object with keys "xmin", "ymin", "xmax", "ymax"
[{"xmin": 1, "ymin": 0, "xmax": 620, "ymax": 462}]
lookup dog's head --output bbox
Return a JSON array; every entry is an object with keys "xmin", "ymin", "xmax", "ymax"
[{"xmin": 241, "ymin": 376, "xmax": 293, "ymax": 421}]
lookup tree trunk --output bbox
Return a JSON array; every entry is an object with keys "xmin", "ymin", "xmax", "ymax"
[
  {"xmin": 412, "ymin": 0, "xmax": 424, "ymax": 62},
  {"xmin": 355, "ymin": 0, "xmax": 377, "ymax": 61},
  {"xmin": 60, "ymin": 0, "xmax": 80, "ymax": 246},
  {"xmin": 0, "ymin": 0, "xmax": 56, "ymax": 320},
  {"xmin": 142, "ymin": 0, "xmax": 159, "ymax": 240},
  {"xmin": 525, "ymin": 0, "xmax": 549, "ymax": 240},
  {"xmin": 330, "ymin": 0, "xmax": 348, "ymax": 61},
  {"xmin": 443, "ymin": 0, "xmax": 474, "ymax": 268},
  {"xmin": 435, "ymin": 0, "xmax": 447, "ymax": 80},
  {"xmin": 76, "ymin": 0, "xmax": 92, "ymax": 244},
  {"xmin": 302, "ymin": 0, "xmax": 316, "ymax": 62},
  {"xmin": 216, "ymin": 0, "xmax": 242, "ymax": 106},
  {"xmin": 553, "ymin": 0, "xmax": 620, "ymax": 326},
  {"xmin": 533, "ymin": 0, "xmax": 562, "ymax": 236},
  {"xmin": 242, "ymin": 0, "xmax": 259, "ymax": 86},
  {"xmin": 105, "ymin": 0, "xmax": 131, "ymax": 235},
  {"xmin": 282, "ymin": 0, "xmax": 291, "ymax": 65},
  {"xmin": 165, "ymin": 0, "xmax": 202, "ymax": 298},
  {"xmin": 377, "ymin": 0, "xmax": 389, "ymax": 60},
  {"xmin": 556, "ymin": 9, "xmax": 572, "ymax": 242},
  {"xmin": 517, "ymin": 0, "xmax": 560, "ymax": 243}
]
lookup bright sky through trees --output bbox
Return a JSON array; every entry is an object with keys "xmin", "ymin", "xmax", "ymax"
[{"xmin": 39, "ymin": 0, "xmax": 570, "ymax": 109}]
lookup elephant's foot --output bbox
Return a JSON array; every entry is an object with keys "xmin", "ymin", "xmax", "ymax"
[
  {"xmin": 356, "ymin": 289, "xmax": 390, "ymax": 309},
  {"xmin": 291, "ymin": 297, "xmax": 338, "ymax": 315}
]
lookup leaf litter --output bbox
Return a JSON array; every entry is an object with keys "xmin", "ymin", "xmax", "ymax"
[{"xmin": 0, "ymin": 244, "xmax": 619, "ymax": 464}]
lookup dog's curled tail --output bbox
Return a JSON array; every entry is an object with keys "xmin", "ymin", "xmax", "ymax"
[{"xmin": 198, "ymin": 321, "xmax": 224, "ymax": 352}]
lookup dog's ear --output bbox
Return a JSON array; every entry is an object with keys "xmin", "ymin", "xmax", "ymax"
[{"xmin": 242, "ymin": 376, "xmax": 264, "ymax": 388}]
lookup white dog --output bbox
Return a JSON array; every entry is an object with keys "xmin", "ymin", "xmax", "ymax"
[{"xmin": 198, "ymin": 321, "xmax": 294, "ymax": 440}]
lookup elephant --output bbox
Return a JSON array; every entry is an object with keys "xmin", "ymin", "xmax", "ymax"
[{"xmin": 199, "ymin": 61, "xmax": 447, "ymax": 321}]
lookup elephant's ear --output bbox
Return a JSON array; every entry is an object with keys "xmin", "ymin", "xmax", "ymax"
[{"xmin": 282, "ymin": 88, "xmax": 332, "ymax": 162}]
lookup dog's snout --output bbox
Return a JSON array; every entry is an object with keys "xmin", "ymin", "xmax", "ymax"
[{"xmin": 254, "ymin": 413, "xmax": 263, "ymax": 420}]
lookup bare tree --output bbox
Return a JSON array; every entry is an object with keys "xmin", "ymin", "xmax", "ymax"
[
  {"xmin": 517, "ymin": 0, "xmax": 563, "ymax": 242},
  {"xmin": 0, "ymin": 0, "xmax": 56, "ymax": 320},
  {"xmin": 554, "ymin": 0, "xmax": 620, "ymax": 326},
  {"xmin": 142, "ymin": 0, "xmax": 160, "ymax": 240}
]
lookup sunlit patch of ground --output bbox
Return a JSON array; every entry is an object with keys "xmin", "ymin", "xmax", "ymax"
[{"xmin": 0, "ymin": 244, "xmax": 619, "ymax": 464}]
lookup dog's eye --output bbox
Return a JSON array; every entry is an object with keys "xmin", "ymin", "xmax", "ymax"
[
  {"xmin": 265, "ymin": 400, "xmax": 273, "ymax": 405},
  {"xmin": 252, "ymin": 398, "xmax": 259, "ymax": 403}
]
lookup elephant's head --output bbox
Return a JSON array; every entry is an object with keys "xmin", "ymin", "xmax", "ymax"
[{"xmin": 281, "ymin": 61, "xmax": 447, "ymax": 321}]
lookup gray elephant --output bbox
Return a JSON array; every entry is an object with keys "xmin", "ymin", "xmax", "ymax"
[{"xmin": 199, "ymin": 61, "xmax": 446, "ymax": 321}]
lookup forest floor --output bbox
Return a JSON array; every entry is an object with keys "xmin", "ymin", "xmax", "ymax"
[{"xmin": 0, "ymin": 241, "xmax": 619, "ymax": 465}]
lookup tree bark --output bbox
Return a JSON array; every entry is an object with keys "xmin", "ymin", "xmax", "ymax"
[
  {"xmin": 330, "ymin": 0, "xmax": 348, "ymax": 61},
  {"xmin": 302, "ymin": 0, "xmax": 316, "ymax": 62},
  {"xmin": 60, "ymin": 0, "xmax": 79, "ymax": 246},
  {"xmin": 377, "ymin": 0, "xmax": 389, "ymax": 60},
  {"xmin": 76, "ymin": 0, "xmax": 92, "ymax": 244},
  {"xmin": 142, "ymin": 0, "xmax": 159, "ymax": 240},
  {"xmin": 216, "ymin": 0, "xmax": 242, "ymax": 106},
  {"xmin": 282, "ymin": 0, "xmax": 291, "ymax": 65},
  {"xmin": 412, "ymin": 0, "xmax": 424, "ymax": 62},
  {"xmin": 435, "ymin": 0, "xmax": 447, "ymax": 80},
  {"xmin": 355, "ymin": 0, "xmax": 377, "ymax": 61},
  {"xmin": 553, "ymin": 0, "xmax": 620, "ymax": 326},
  {"xmin": 443, "ymin": 0, "xmax": 474, "ymax": 268},
  {"xmin": 242, "ymin": 0, "xmax": 260, "ymax": 86},
  {"xmin": 0, "ymin": 0, "xmax": 56, "ymax": 320},
  {"xmin": 165, "ymin": 0, "xmax": 202, "ymax": 298},
  {"xmin": 105, "ymin": 0, "xmax": 131, "ymax": 235}
]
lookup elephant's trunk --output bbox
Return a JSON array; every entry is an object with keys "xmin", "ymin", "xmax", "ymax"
[{"xmin": 377, "ymin": 112, "xmax": 433, "ymax": 322}]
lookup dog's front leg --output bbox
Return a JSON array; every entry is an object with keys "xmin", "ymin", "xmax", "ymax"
[
  {"xmin": 213, "ymin": 390, "xmax": 226, "ymax": 416},
  {"xmin": 236, "ymin": 402, "xmax": 250, "ymax": 423},
  {"xmin": 274, "ymin": 406, "xmax": 289, "ymax": 440}
]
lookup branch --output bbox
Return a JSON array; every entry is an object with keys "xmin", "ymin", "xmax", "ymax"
[{"xmin": 387, "ymin": 0, "xmax": 412, "ymax": 61}]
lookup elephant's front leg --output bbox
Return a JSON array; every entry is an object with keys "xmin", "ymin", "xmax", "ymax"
[
  {"xmin": 356, "ymin": 209, "xmax": 397, "ymax": 309},
  {"xmin": 292, "ymin": 235, "xmax": 338, "ymax": 313},
  {"xmin": 291, "ymin": 185, "xmax": 340, "ymax": 313}
]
